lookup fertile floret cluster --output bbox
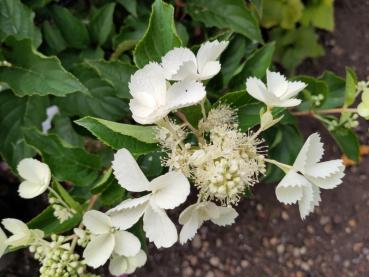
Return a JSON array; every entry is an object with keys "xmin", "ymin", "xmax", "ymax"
[{"xmin": 156, "ymin": 105, "xmax": 266, "ymax": 206}]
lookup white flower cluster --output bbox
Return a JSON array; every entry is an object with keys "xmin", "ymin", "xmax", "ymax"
[{"xmin": 49, "ymin": 196, "xmax": 76, "ymax": 223}]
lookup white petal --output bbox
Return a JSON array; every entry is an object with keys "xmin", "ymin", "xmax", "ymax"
[
  {"xmin": 112, "ymin": 148, "xmax": 150, "ymax": 192},
  {"xmin": 129, "ymin": 62, "xmax": 166, "ymax": 106},
  {"xmin": 178, "ymin": 203, "xmax": 198, "ymax": 225},
  {"xmin": 196, "ymin": 40, "xmax": 229, "ymax": 76},
  {"xmin": 107, "ymin": 196, "xmax": 150, "ymax": 230},
  {"xmin": 0, "ymin": 228, "xmax": 7, "ymax": 258},
  {"xmin": 2, "ymin": 218, "xmax": 29, "ymax": 235},
  {"xmin": 311, "ymin": 185, "xmax": 321, "ymax": 208},
  {"xmin": 298, "ymin": 183, "xmax": 315, "ymax": 220},
  {"xmin": 245, "ymin": 77, "xmax": 269, "ymax": 104},
  {"xmin": 82, "ymin": 210, "xmax": 112, "ymax": 234},
  {"xmin": 283, "ymin": 81, "xmax": 307, "ymax": 100},
  {"xmin": 306, "ymin": 163, "xmax": 345, "ymax": 190},
  {"xmin": 266, "ymin": 70, "xmax": 288, "ymax": 98},
  {"xmin": 114, "ymin": 230, "xmax": 141, "ymax": 257},
  {"xmin": 198, "ymin": 61, "xmax": 221, "ymax": 80},
  {"xmin": 304, "ymin": 160, "xmax": 344, "ymax": 179},
  {"xmin": 149, "ymin": 171, "xmax": 190, "ymax": 209},
  {"xmin": 129, "ymin": 93, "xmax": 157, "ymax": 117},
  {"xmin": 125, "ymin": 250, "xmax": 148, "ymax": 274},
  {"xmin": 172, "ymin": 60, "xmax": 198, "ymax": 80},
  {"xmin": 179, "ymin": 213, "xmax": 201, "ymax": 244},
  {"xmin": 132, "ymin": 108, "xmax": 169, "ymax": 125},
  {"xmin": 18, "ymin": 180, "xmax": 48, "ymax": 199},
  {"xmin": 17, "ymin": 158, "xmax": 51, "ymax": 196},
  {"xmin": 83, "ymin": 233, "xmax": 115, "ymax": 268},
  {"xmin": 275, "ymin": 171, "xmax": 309, "ymax": 204},
  {"xmin": 210, "ymin": 206, "xmax": 238, "ymax": 226},
  {"xmin": 293, "ymin": 133, "xmax": 324, "ymax": 172},
  {"xmin": 161, "ymin": 47, "xmax": 197, "ymax": 80},
  {"xmin": 109, "ymin": 255, "xmax": 129, "ymax": 276},
  {"xmin": 143, "ymin": 203, "xmax": 178, "ymax": 248},
  {"xmin": 277, "ymin": 98, "xmax": 302, "ymax": 108},
  {"xmin": 165, "ymin": 79, "xmax": 206, "ymax": 111}
]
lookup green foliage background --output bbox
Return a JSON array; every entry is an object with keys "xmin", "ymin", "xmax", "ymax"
[{"xmin": 0, "ymin": 0, "xmax": 360, "ymax": 236}]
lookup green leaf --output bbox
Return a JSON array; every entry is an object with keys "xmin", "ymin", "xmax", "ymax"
[
  {"xmin": 42, "ymin": 21, "xmax": 67, "ymax": 53},
  {"xmin": 229, "ymin": 42, "xmax": 275, "ymax": 89},
  {"xmin": 100, "ymin": 179, "xmax": 126, "ymax": 206},
  {"xmin": 329, "ymin": 126, "xmax": 360, "ymax": 162},
  {"xmin": 28, "ymin": 206, "xmax": 81, "ymax": 236},
  {"xmin": 24, "ymin": 129, "xmax": 101, "ymax": 187},
  {"xmin": 134, "ymin": 0, "xmax": 182, "ymax": 68},
  {"xmin": 89, "ymin": 3, "xmax": 116, "ymax": 46},
  {"xmin": 53, "ymin": 181, "xmax": 82, "ymax": 212},
  {"xmin": 86, "ymin": 60, "xmax": 136, "ymax": 99},
  {"xmin": 51, "ymin": 6, "xmax": 90, "ymax": 49},
  {"xmin": 0, "ymin": 91, "xmax": 48, "ymax": 171},
  {"xmin": 138, "ymin": 152, "xmax": 164, "ymax": 178},
  {"xmin": 214, "ymin": 90, "xmax": 255, "ymax": 108},
  {"xmin": 263, "ymin": 123, "xmax": 303, "ymax": 182},
  {"xmin": 344, "ymin": 67, "xmax": 357, "ymax": 106},
  {"xmin": 0, "ymin": 0, "xmax": 41, "ymax": 47},
  {"xmin": 49, "ymin": 114, "xmax": 84, "ymax": 147},
  {"xmin": 186, "ymin": 0, "xmax": 262, "ymax": 42},
  {"xmin": 22, "ymin": 0, "xmax": 54, "ymax": 9},
  {"xmin": 0, "ymin": 37, "xmax": 88, "ymax": 97},
  {"xmin": 90, "ymin": 168, "xmax": 113, "ymax": 194},
  {"xmin": 75, "ymin": 116, "xmax": 158, "ymax": 155},
  {"xmin": 261, "ymin": 0, "xmax": 303, "ymax": 29},
  {"xmin": 180, "ymin": 100, "xmax": 211, "ymax": 128},
  {"xmin": 55, "ymin": 63, "xmax": 128, "ymax": 121},
  {"xmin": 296, "ymin": 76, "xmax": 329, "ymax": 110},
  {"xmin": 318, "ymin": 71, "xmax": 345, "ymax": 109},
  {"xmin": 270, "ymin": 26, "xmax": 324, "ymax": 72},
  {"xmin": 117, "ymin": 0, "xmax": 137, "ymax": 17},
  {"xmin": 300, "ymin": 0, "xmax": 334, "ymax": 31}
]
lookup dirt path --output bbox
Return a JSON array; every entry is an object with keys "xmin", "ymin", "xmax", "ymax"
[{"xmin": 134, "ymin": 1, "xmax": 369, "ymax": 276}]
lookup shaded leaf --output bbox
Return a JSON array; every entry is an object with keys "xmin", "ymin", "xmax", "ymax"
[
  {"xmin": 0, "ymin": 37, "xmax": 88, "ymax": 97},
  {"xmin": 89, "ymin": 3, "xmax": 116, "ymax": 46},
  {"xmin": 134, "ymin": 0, "xmax": 182, "ymax": 68}
]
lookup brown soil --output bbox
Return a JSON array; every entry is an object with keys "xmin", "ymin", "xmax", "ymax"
[{"xmin": 1, "ymin": 0, "xmax": 369, "ymax": 277}]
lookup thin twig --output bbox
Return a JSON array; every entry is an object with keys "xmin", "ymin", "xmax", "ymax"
[{"xmin": 292, "ymin": 108, "xmax": 357, "ymax": 116}]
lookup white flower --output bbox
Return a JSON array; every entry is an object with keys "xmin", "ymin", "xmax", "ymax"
[
  {"xmin": 0, "ymin": 227, "xmax": 7, "ymax": 258},
  {"xmin": 129, "ymin": 63, "xmax": 206, "ymax": 124},
  {"xmin": 82, "ymin": 210, "xmax": 141, "ymax": 268},
  {"xmin": 109, "ymin": 250, "xmax": 147, "ymax": 276},
  {"xmin": 17, "ymin": 158, "xmax": 51, "ymax": 199},
  {"xmin": 2, "ymin": 218, "xmax": 43, "ymax": 248},
  {"xmin": 246, "ymin": 70, "xmax": 307, "ymax": 108},
  {"xmin": 275, "ymin": 133, "xmax": 345, "ymax": 219},
  {"xmin": 161, "ymin": 40, "xmax": 229, "ymax": 81},
  {"xmin": 179, "ymin": 201, "xmax": 238, "ymax": 244},
  {"xmin": 108, "ymin": 148, "xmax": 190, "ymax": 248}
]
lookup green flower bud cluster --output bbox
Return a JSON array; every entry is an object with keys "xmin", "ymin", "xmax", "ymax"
[
  {"xmin": 311, "ymin": 94, "xmax": 324, "ymax": 106},
  {"xmin": 29, "ymin": 235, "xmax": 94, "ymax": 277}
]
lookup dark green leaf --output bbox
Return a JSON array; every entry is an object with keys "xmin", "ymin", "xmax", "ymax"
[
  {"xmin": 53, "ymin": 181, "xmax": 82, "ymax": 212},
  {"xmin": 214, "ymin": 90, "xmax": 255, "ymax": 108},
  {"xmin": 24, "ymin": 129, "xmax": 101, "ymax": 187},
  {"xmin": 75, "ymin": 116, "xmax": 159, "ymax": 155},
  {"xmin": 100, "ymin": 179, "xmax": 126, "ymax": 206},
  {"xmin": 0, "ymin": 91, "xmax": 48, "ymax": 171},
  {"xmin": 318, "ymin": 71, "xmax": 345, "ymax": 109},
  {"xmin": 134, "ymin": 0, "xmax": 182, "ymax": 68},
  {"xmin": 138, "ymin": 152, "xmax": 164, "ymax": 178},
  {"xmin": 89, "ymin": 3, "xmax": 116, "ymax": 46},
  {"xmin": 0, "ymin": 37, "xmax": 88, "ymax": 97},
  {"xmin": 296, "ymin": 76, "xmax": 329, "ymax": 111},
  {"xmin": 42, "ymin": 21, "xmax": 67, "ymax": 53},
  {"xmin": 86, "ymin": 60, "xmax": 136, "ymax": 99},
  {"xmin": 0, "ymin": 0, "xmax": 41, "ymax": 47},
  {"xmin": 51, "ymin": 6, "xmax": 90, "ymax": 49},
  {"xmin": 117, "ymin": 0, "xmax": 137, "ymax": 17},
  {"xmin": 49, "ymin": 114, "xmax": 84, "ymax": 147},
  {"xmin": 330, "ymin": 126, "xmax": 360, "ymax": 162},
  {"xmin": 90, "ymin": 168, "xmax": 113, "ymax": 194},
  {"xmin": 344, "ymin": 67, "xmax": 357, "ymax": 106},
  {"xmin": 28, "ymin": 206, "xmax": 81, "ymax": 236},
  {"xmin": 229, "ymin": 42, "xmax": 275, "ymax": 89},
  {"xmin": 186, "ymin": 0, "xmax": 262, "ymax": 42},
  {"xmin": 55, "ymin": 63, "xmax": 128, "ymax": 121}
]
